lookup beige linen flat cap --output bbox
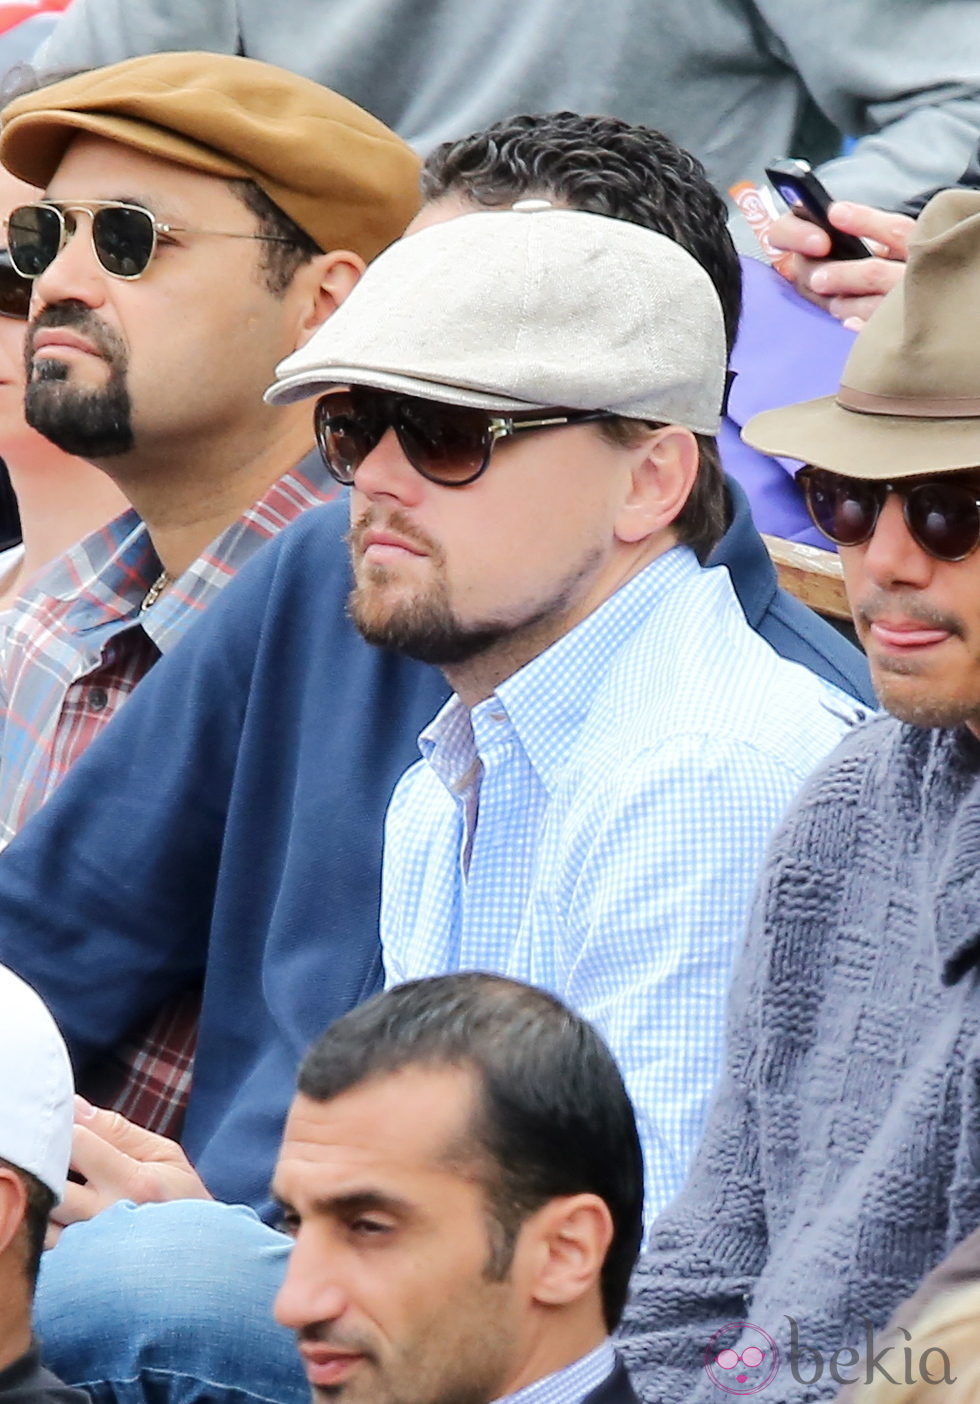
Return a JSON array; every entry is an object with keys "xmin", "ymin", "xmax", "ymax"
[
  {"xmin": 0, "ymin": 52, "xmax": 421, "ymax": 261},
  {"xmin": 267, "ymin": 202, "xmax": 728, "ymax": 431},
  {"xmin": 743, "ymin": 189, "xmax": 980, "ymax": 479}
]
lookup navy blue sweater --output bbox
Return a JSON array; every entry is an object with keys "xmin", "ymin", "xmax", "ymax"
[{"xmin": 0, "ymin": 488, "xmax": 872, "ymax": 1214}]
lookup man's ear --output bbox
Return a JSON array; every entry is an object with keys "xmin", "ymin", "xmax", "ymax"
[
  {"xmin": 0, "ymin": 1167, "xmax": 27, "ymax": 1259},
  {"xmin": 614, "ymin": 425, "xmax": 700, "ymax": 546},
  {"xmin": 524, "ymin": 1194, "xmax": 613, "ymax": 1311},
  {"xmin": 293, "ymin": 250, "xmax": 366, "ymax": 348}
]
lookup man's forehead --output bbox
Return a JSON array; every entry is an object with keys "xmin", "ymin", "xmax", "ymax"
[
  {"xmin": 44, "ymin": 131, "xmax": 230, "ymax": 206},
  {"xmin": 278, "ymin": 1068, "xmax": 482, "ymax": 1178},
  {"xmin": 407, "ymin": 191, "xmax": 570, "ymax": 237}
]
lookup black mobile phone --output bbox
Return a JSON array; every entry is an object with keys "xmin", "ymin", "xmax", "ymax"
[{"xmin": 764, "ymin": 158, "xmax": 875, "ymax": 261}]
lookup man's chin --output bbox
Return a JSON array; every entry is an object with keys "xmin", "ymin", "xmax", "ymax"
[
  {"xmin": 873, "ymin": 672, "xmax": 980, "ymax": 730},
  {"xmin": 348, "ymin": 590, "xmax": 507, "ymax": 668}
]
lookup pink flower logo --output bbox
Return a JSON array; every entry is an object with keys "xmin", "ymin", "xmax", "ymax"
[{"xmin": 703, "ymin": 1322, "xmax": 780, "ymax": 1394}]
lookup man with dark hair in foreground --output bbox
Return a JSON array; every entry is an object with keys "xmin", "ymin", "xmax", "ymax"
[
  {"xmin": 274, "ymin": 972, "xmax": 644, "ymax": 1404},
  {"xmin": 0, "ymin": 965, "xmax": 80, "ymax": 1402}
]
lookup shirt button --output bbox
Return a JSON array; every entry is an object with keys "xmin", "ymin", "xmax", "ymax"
[{"xmin": 88, "ymin": 687, "xmax": 110, "ymax": 712}]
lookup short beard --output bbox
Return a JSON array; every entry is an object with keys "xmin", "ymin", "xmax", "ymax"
[
  {"xmin": 872, "ymin": 670, "xmax": 980, "ymax": 731},
  {"xmin": 349, "ymin": 571, "xmax": 513, "ymax": 666},
  {"xmin": 24, "ymin": 301, "xmax": 134, "ymax": 458},
  {"xmin": 347, "ymin": 506, "xmax": 604, "ymax": 672},
  {"xmin": 347, "ymin": 507, "xmax": 513, "ymax": 666}
]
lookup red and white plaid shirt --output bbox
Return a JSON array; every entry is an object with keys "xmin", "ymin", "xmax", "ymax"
[{"xmin": 0, "ymin": 451, "xmax": 337, "ymax": 1135}]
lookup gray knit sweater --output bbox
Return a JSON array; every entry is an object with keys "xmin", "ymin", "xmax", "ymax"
[{"xmin": 617, "ymin": 715, "xmax": 980, "ymax": 1403}]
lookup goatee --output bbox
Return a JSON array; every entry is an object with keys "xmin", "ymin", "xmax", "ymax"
[{"xmin": 24, "ymin": 300, "xmax": 134, "ymax": 458}]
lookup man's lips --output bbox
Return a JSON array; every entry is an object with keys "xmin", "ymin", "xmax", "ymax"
[
  {"xmin": 31, "ymin": 328, "xmax": 101, "ymax": 358},
  {"xmin": 299, "ymin": 1345, "xmax": 366, "ymax": 1387},
  {"xmin": 868, "ymin": 620, "xmax": 952, "ymax": 649},
  {"xmin": 360, "ymin": 528, "xmax": 426, "ymax": 558}
]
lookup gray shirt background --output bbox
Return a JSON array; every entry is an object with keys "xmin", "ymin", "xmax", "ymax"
[{"xmin": 34, "ymin": 0, "xmax": 980, "ymax": 222}]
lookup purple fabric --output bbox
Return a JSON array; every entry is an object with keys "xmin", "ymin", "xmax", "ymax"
[{"xmin": 719, "ymin": 255, "xmax": 856, "ymax": 549}]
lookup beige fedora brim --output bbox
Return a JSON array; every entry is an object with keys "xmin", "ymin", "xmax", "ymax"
[{"xmin": 743, "ymin": 395, "xmax": 980, "ymax": 480}]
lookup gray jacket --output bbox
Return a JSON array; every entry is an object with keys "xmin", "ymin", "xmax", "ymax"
[{"xmin": 36, "ymin": 0, "xmax": 980, "ymax": 217}]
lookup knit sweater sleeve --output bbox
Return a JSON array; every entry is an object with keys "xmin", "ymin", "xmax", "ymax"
[
  {"xmin": 614, "ymin": 864, "xmax": 771, "ymax": 1403},
  {"xmin": 753, "ymin": 0, "xmax": 980, "ymax": 212}
]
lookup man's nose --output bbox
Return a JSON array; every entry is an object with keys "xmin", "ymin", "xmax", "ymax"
[
  {"xmin": 857, "ymin": 491, "xmax": 935, "ymax": 590},
  {"xmin": 32, "ymin": 213, "xmax": 108, "ymax": 312},
  {"xmin": 352, "ymin": 427, "xmax": 427, "ymax": 506},
  {"xmin": 273, "ymin": 1237, "xmax": 349, "ymax": 1331}
]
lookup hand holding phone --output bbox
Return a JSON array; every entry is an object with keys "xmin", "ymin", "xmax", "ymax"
[{"xmin": 764, "ymin": 158, "xmax": 875, "ymax": 261}]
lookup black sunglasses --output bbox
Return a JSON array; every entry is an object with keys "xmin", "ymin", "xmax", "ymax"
[
  {"xmin": 799, "ymin": 466, "xmax": 980, "ymax": 562},
  {"xmin": 6, "ymin": 200, "xmax": 296, "ymax": 281},
  {"xmin": 0, "ymin": 249, "xmax": 32, "ymax": 320},
  {"xmin": 315, "ymin": 387, "xmax": 614, "ymax": 488}
]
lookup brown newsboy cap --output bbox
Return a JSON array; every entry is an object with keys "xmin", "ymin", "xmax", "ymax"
[
  {"xmin": 0, "ymin": 51, "xmax": 422, "ymax": 262},
  {"xmin": 743, "ymin": 188, "xmax": 980, "ymax": 479}
]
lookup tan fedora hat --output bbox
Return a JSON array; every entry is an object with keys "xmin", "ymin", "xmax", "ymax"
[{"xmin": 743, "ymin": 188, "xmax": 980, "ymax": 479}]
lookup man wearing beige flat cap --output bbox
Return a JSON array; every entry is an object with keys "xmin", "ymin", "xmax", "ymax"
[
  {"xmin": 265, "ymin": 200, "xmax": 863, "ymax": 1231},
  {"xmin": 0, "ymin": 52, "xmax": 419, "ymax": 1141},
  {"xmin": 614, "ymin": 187, "xmax": 980, "ymax": 1403}
]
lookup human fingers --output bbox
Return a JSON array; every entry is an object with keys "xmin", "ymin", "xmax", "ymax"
[
  {"xmin": 48, "ymin": 1173, "xmax": 104, "ymax": 1228},
  {"xmin": 74, "ymin": 1095, "xmax": 191, "ymax": 1167},
  {"xmin": 827, "ymin": 203, "xmax": 915, "ymax": 260},
  {"xmin": 808, "ymin": 257, "xmax": 906, "ymax": 302},
  {"xmin": 832, "ymin": 294, "xmax": 892, "ymax": 328},
  {"xmin": 768, "ymin": 211, "xmax": 833, "ymax": 257},
  {"xmin": 72, "ymin": 1118, "xmax": 211, "ymax": 1203}
]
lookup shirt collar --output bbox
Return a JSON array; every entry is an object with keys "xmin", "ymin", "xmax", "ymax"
[
  {"xmin": 420, "ymin": 547, "xmax": 699, "ymax": 795},
  {"xmin": 32, "ymin": 507, "xmax": 157, "ymax": 625},
  {"xmin": 492, "ymin": 1342, "xmax": 617, "ymax": 1404},
  {"xmin": 25, "ymin": 447, "xmax": 334, "ymax": 648}
]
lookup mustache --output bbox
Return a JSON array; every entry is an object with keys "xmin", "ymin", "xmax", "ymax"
[
  {"xmin": 856, "ymin": 589, "xmax": 966, "ymax": 638},
  {"xmin": 25, "ymin": 300, "xmax": 126, "ymax": 364},
  {"xmin": 347, "ymin": 505, "xmax": 440, "ymax": 560},
  {"xmin": 297, "ymin": 1323, "xmax": 375, "ymax": 1355}
]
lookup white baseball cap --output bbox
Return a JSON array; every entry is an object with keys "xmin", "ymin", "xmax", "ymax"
[
  {"xmin": 267, "ymin": 203, "xmax": 727, "ymax": 434},
  {"xmin": 0, "ymin": 965, "xmax": 73, "ymax": 1200}
]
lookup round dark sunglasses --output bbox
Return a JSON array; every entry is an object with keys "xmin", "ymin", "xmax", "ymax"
[
  {"xmin": 315, "ymin": 387, "xmax": 614, "ymax": 488},
  {"xmin": 799, "ymin": 466, "xmax": 980, "ymax": 562},
  {"xmin": 5, "ymin": 201, "xmax": 296, "ymax": 281},
  {"xmin": 0, "ymin": 249, "xmax": 32, "ymax": 320}
]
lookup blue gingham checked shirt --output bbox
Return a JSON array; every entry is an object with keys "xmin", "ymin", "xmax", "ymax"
[
  {"xmin": 497, "ymin": 1342, "xmax": 616, "ymax": 1404},
  {"xmin": 381, "ymin": 547, "xmax": 867, "ymax": 1225}
]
